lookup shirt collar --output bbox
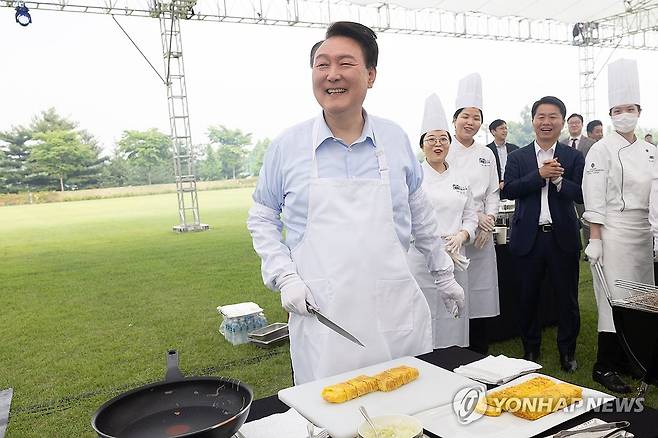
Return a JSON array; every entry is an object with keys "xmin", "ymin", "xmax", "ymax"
[
  {"xmin": 495, "ymin": 141, "xmax": 506, "ymax": 148},
  {"xmin": 534, "ymin": 141, "xmax": 557, "ymax": 156},
  {"xmin": 313, "ymin": 109, "xmax": 375, "ymax": 151}
]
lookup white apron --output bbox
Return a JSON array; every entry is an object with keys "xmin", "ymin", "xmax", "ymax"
[
  {"xmin": 407, "ymin": 244, "xmax": 469, "ymax": 348},
  {"xmin": 585, "ymin": 136, "xmax": 655, "ymax": 332},
  {"xmin": 448, "ymin": 140, "xmax": 500, "ymax": 318},
  {"xmin": 406, "ymin": 162, "xmax": 475, "ymax": 348},
  {"xmin": 592, "ymin": 211, "xmax": 654, "ymax": 332},
  {"xmin": 288, "ymin": 122, "xmax": 433, "ymax": 385},
  {"xmin": 465, "ymin": 237, "xmax": 500, "ymax": 318}
]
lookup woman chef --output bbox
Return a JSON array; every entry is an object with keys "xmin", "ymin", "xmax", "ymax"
[
  {"xmin": 446, "ymin": 73, "xmax": 501, "ymax": 355},
  {"xmin": 407, "ymin": 94, "xmax": 478, "ymax": 348},
  {"xmin": 583, "ymin": 58, "xmax": 656, "ymax": 394}
]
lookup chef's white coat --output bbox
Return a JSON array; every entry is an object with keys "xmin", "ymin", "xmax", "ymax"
[
  {"xmin": 583, "ymin": 131, "xmax": 656, "ymax": 332},
  {"xmin": 446, "ymin": 139, "xmax": 500, "ymax": 318},
  {"xmin": 407, "ymin": 160, "xmax": 478, "ymax": 347},
  {"xmin": 447, "ymin": 139, "xmax": 500, "ymax": 218}
]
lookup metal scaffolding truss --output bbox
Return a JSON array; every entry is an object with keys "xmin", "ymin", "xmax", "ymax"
[
  {"xmin": 4, "ymin": 0, "xmax": 658, "ymax": 209},
  {"xmin": 4, "ymin": 0, "xmax": 658, "ymax": 49}
]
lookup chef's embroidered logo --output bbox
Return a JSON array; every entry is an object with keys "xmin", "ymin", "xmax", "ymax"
[
  {"xmin": 452, "ymin": 184, "xmax": 468, "ymax": 194},
  {"xmin": 586, "ymin": 162, "xmax": 605, "ymax": 175},
  {"xmin": 478, "ymin": 158, "xmax": 491, "ymax": 166}
]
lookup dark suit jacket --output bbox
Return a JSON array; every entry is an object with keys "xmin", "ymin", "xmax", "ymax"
[
  {"xmin": 501, "ymin": 141, "xmax": 585, "ymax": 257},
  {"xmin": 486, "ymin": 141, "xmax": 520, "ymax": 182},
  {"xmin": 560, "ymin": 134, "xmax": 595, "ymax": 158}
]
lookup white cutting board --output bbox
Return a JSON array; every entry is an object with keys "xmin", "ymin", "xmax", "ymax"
[
  {"xmin": 414, "ymin": 373, "xmax": 614, "ymax": 438},
  {"xmin": 278, "ymin": 356, "xmax": 482, "ymax": 438}
]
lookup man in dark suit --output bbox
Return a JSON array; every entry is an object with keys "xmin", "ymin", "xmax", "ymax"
[
  {"xmin": 486, "ymin": 119, "xmax": 519, "ymax": 194},
  {"xmin": 560, "ymin": 113, "xmax": 595, "ymax": 157},
  {"xmin": 502, "ymin": 96, "xmax": 585, "ymax": 373}
]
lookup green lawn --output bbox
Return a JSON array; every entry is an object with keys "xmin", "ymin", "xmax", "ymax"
[{"xmin": 1, "ymin": 188, "xmax": 655, "ymax": 437}]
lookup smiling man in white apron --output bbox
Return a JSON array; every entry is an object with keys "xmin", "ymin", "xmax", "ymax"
[{"xmin": 247, "ymin": 22, "xmax": 464, "ymax": 385}]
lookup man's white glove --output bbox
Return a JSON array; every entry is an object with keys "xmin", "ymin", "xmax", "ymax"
[
  {"xmin": 585, "ymin": 239, "xmax": 603, "ymax": 266},
  {"xmin": 448, "ymin": 251, "xmax": 470, "ymax": 272},
  {"xmin": 477, "ymin": 212, "xmax": 495, "ymax": 232},
  {"xmin": 278, "ymin": 273, "xmax": 317, "ymax": 316},
  {"xmin": 444, "ymin": 231, "xmax": 468, "ymax": 254},
  {"xmin": 473, "ymin": 228, "xmax": 491, "ymax": 249},
  {"xmin": 432, "ymin": 270, "xmax": 465, "ymax": 318}
]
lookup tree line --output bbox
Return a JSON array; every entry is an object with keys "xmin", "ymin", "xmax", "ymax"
[{"xmin": 0, "ymin": 108, "xmax": 270, "ymax": 193}]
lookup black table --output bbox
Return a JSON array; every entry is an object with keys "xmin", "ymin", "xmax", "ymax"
[{"xmin": 246, "ymin": 346, "xmax": 658, "ymax": 438}]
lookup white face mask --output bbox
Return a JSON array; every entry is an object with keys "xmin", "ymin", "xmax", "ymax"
[{"xmin": 611, "ymin": 112, "xmax": 639, "ymax": 133}]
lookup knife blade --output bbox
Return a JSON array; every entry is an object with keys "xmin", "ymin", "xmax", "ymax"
[{"xmin": 306, "ymin": 302, "xmax": 365, "ymax": 347}]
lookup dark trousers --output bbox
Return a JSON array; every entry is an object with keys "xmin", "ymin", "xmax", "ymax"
[
  {"xmin": 469, "ymin": 318, "xmax": 489, "ymax": 355},
  {"xmin": 595, "ymin": 331, "xmax": 628, "ymax": 372},
  {"xmin": 517, "ymin": 230, "xmax": 580, "ymax": 356}
]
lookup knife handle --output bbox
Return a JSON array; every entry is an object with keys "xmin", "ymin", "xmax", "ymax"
[{"xmin": 306, "ymin": 301, "xmax": 319, "ymax": 314}]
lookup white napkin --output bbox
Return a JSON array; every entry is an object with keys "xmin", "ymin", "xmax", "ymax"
[
  {"xmin": 239, "ymin": 408, "xmax": 325, "ymax": 438},
  {"xmin": 453, "ymin": 355, "xmax": 541, "ymax": 384},
  {"xmin": 552, "ymin": 418, "xmax": 634, "ymax": 437}
]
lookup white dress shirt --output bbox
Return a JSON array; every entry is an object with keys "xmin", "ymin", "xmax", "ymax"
[
  {"xmin": 569, "ymin": 136, "xmax": 580, "ymax": 149},
  {"xmin": 495, "ymin": 141, "xmax": 508, "ymax": 178},
  {"xmin": 534, "ymin": 141, "xmax": 562, "ymax": 225},
  {"xmin": 248, "ymin": 112, "xmax": 453, "ymax": 290}
]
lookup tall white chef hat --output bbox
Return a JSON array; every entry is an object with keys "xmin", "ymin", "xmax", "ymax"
[
  {"xmin": 455, "ymin": 72, "xmax": 483, "ymax": 111},
  {"xmin": 608, "ymin": 58, "xmax": 640, "ymax": 109},
  {"xmin": 421, "ymin": 93, "xmax": 449, "ymax": 136}
]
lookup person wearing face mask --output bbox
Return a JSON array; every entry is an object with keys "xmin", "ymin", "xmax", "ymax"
[
  {"xmin": 446, "ymin": 73, "xmax": 500, "ymax": 355},
  {"xmin": 583, "ymin": 58, "xmax": 656, "ymax": 394},
  {"xmin": 407, "ymin": 94, "xmax": 479, "ymax": 349}
]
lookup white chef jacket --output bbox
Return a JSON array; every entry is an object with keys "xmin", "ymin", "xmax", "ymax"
[
  {"xmin": 583, "ymin": 131, "xmax": 655, "ymax": 332},
  {"xmin": 248, "ymin": 112, "xmax": 454, "ymax": 290},
  {"xmin": 420, "ymin": 160, "xmax": 478, "ymax": 240},
  {"xmin": 583, "ymin": 132, "xmax": 656, "ymax": 225},
  {"xmin": 446, "ymin": 139, "xmax": 500, "ymax": 217}
]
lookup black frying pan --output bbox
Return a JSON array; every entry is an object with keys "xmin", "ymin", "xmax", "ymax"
[{"xmin": 91, "ymin": 350, "xmax": 253, "ymax": 438}]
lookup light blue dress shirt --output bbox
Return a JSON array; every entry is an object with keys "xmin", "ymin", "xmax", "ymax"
[{"xmin": 248, "ymin": 112, "xmax": 451, "ymax": 289}]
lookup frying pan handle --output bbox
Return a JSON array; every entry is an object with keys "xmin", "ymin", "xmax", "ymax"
[{"xmin": 165, "ymin": 349, "xmax": 184, "ymax": 381}]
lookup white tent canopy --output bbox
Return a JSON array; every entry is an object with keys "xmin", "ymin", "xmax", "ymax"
[{"xmin": 347, "ymin": 0, "xmax": 647, "ymax": 24}]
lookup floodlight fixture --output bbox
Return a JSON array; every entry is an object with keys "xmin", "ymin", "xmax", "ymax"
[{"xmin": 15, "ymin": 2, "xmax": 32, "ymax": 26}]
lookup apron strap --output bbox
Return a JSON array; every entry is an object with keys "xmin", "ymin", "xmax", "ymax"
[{"xmin": 310, "ymin": 116, "xmax": 389, "ymax": 183}]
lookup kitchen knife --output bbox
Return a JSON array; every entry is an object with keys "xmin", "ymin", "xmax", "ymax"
[{"xmin": 306, "ymin": 302, "xmax": 365, "ymax": 347}]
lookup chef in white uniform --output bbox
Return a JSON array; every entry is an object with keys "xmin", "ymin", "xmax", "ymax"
[
  {"xmin": 407, "ymin": 94, "xmax": 479, "ymax": 348},
  {"xmin": 583, "ymin": 58, "xmax": 656, "ymax": 394},
  {"xmin": 247, "ymin": 22, "xmax": 464, "ymax": 385},
  {"xmin": 446, "ymin": 73, "xmax": 501, "ymax": 355}
]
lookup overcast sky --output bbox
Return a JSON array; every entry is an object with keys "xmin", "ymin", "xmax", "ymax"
[{"xmin": 2, "ymin": 7, "xmax": 657, "ymax": 155}]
